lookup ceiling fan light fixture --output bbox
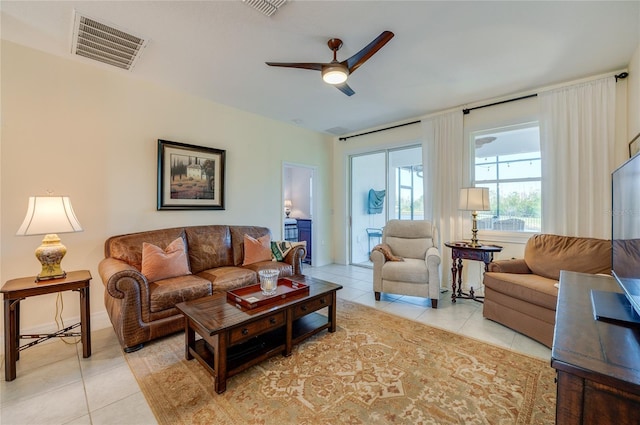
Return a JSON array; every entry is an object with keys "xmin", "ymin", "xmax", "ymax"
[{"xmin": 322, "ymin": 65, "xmax": 349, "ymax": 85}]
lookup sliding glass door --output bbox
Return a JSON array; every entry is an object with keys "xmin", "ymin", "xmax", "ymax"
[
  {"xmin": 350, "ymin": 145, "xmax": 423, "ymax": 266},
  {"xmin": 350, "ymin": 151, "xmax": 386, "ymax": 266},
  {"xmin": 390, "ymin": 148, "xmax": 424, "ymax": 221}
]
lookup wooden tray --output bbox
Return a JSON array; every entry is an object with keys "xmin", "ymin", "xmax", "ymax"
[{"xmin": 227, "ymin": 278, "xmax": 309, "ymax": 310}]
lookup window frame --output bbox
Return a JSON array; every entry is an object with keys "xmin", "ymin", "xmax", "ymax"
[{"xmin": 471, "ymin": 121, "xmax": 542, "ymax": 243}]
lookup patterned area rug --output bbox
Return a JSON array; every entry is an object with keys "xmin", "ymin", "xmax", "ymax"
[{"xmin": 125, "ymin": 300, "xmax": 556, "ymax": 424}]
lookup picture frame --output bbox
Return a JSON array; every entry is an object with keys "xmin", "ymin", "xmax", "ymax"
[
  {"xmin": 629, "ymin": 132, "xmax": 640, "ymax": 158},
  {"xmin": 157, "ymin": 139, "xmax": 225, "ymax": 210}
]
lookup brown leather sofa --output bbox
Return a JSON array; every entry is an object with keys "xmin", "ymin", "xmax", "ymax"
[
  {"xmin": 98, "ymin": 225, "xmax": 306, "ymax": 352},
  {"xmin": 482, "ymin": 234, "xmax": 611, "ymax": 347}
]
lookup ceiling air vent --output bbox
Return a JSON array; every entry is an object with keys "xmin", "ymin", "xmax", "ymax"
[
  {"xmin": 71, "ymin": 12, "xmax": 147, "ymax": 71},
  {"xmin": 242, "ymin": 0, "xmax": 287, "ymax": 17}
]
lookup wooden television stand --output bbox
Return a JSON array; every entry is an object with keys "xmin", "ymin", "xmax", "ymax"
[{"xmin": 552, "ymin": 271, "xmax": 640, "ymax": 424}]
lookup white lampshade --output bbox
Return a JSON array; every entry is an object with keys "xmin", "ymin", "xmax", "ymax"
[
  {"xmin": 322, "ymin": 65, "xmax": 349, "ymax": 84},
  {"xmin": 17, "ymin": 196, "xmax": 83, "ymax": 235},
  {"xmin": 17, "ymin": 196, "xmax": 83, "ymax": 281},
  {"xmin": 459, "ymin": 187, "xmax": 490, "ymax": 212},
  {"xmin": 284, "ymin": 199, "xmax": 292, "ymax": 209}
]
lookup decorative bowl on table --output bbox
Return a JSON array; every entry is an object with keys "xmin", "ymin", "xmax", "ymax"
[{"xmin": 258, "ymin": 269, "xmax": 279, "ymax": 296}]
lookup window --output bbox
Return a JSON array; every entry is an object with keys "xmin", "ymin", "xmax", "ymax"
[
  {"xmin": 395, "ymin": 164, "xmax": 424, "ymax": 220},
  {"xmin": 473, "ymin": 123, "xmax": 541, "ymax": 232}
]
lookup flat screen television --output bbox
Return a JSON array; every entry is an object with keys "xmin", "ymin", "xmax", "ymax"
[{"xmin": 591, "ymin": 153, "xmax": 640, "ymax": 326}]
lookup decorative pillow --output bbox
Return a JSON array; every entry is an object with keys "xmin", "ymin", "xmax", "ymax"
[
  {"xmin": 243, "ymin": 234, "xmax": 272, "ymax": 265},
  {"xmin": 372, "ymin": 243, "xmax": 404, "ymax": 262},
  {"xmin": 141, "ymin": 237, "xmax": 191, "ymax": 283},
  {"xmin": 271, "ymin": 240, "xmax": 305, "ymax": 262}
]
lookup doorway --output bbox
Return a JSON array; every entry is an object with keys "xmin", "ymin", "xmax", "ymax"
[{"xmin": 283, "ymin": 162, "xmax": 316, "ymax": 266}]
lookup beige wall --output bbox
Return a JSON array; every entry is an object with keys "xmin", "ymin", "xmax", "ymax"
[
  {"xmin": 0, "ymin": 41, "xmax": 333, "ymax": 331},
  {"xmin": 629, "ymin": 42, "xmax": 640, "ymax": 138}
]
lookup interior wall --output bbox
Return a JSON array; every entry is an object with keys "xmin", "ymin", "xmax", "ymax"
[
  {"xmin": 629, "ymin": 42, "xmax": 640, "ymax": 138},
  {"xmin": 0, "ymin": 41, "xmax": 333, "ymax": 332}
]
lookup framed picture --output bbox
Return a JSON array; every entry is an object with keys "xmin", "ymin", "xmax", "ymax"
[
  {"xmin": 157, "ymin": 139, "xmax": 225, "ymax": 210},
  {"xmin": 629, "ymin": 132, "xmax": 640, "ymax": 158}
]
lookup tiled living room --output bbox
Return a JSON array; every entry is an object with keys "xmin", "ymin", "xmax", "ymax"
[
  {"xmin": 0, "ymin": 264, "xmax": 551, "ymax": 425},
  {"xmin": 2, "ymin": 1, "xmax": 640, "ymax": 424}
]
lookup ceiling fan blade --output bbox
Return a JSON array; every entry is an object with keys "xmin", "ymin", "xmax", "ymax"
[
  {"xmin": 342, "ymin": 30, "xmax": 394, "ymax": 74},
  {"xmin": 265, "ymin": 62, "xmax": 325, "ymax": 71},
  {"xmin": 335, "ymin": 82, "xmax": 355, "ymax": 96}
]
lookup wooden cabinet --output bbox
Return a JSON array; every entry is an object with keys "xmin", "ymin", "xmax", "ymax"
[
  {"xmin": 552, "ymin": 271, "xmax": 640, "ymax": 424},
  {"xmin": 297, "ymin": 219, "xmax": 312, "ymax": 264}
]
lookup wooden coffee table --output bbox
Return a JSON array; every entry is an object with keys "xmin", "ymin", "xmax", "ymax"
[{"xmin": 176, "ymin": 275, "xmax": 342, "ymax": 394}]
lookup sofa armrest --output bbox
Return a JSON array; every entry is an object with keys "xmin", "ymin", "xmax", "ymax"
[
  {"xmin": 487, "ymin": 258, "xmax": 531, "ymax": 274},
  {"xmin": 283, "ymin": 242, "xmax": 307, "ymax": 275},
  {"xmin": 425, "ymin": 246, "xmax": 441, "ymax": 265},
  {"xmin": 98, "ymin": 257, "xmax": 149, "ymax": 299},
  {"xmin": 370, "ymin": 249, "xmax": 386, "ymax": 292},
  {"xmin": 98, "ymin": 257, "xmax": 156, "ymax": 350},
  {"xmin": 426, "ymin": 247, "xmax": 442, "ymax": 299}
]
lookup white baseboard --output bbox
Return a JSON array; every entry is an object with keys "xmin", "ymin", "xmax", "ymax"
[{"xmin": 0, "ymin": 310, "xmax": 112, "ymax": 348}]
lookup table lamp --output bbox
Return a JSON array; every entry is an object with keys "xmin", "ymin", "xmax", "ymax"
[
  {"xmin": 284, "ymin": 199, "xmax": 292, "ymax": 218},
  {"xmin": 459, "ymin": 187, "xmax": 490, "ymax": 247},
  {"xmin": 16, "ymin": 196, "xmax": 83, "ymax": 282}
]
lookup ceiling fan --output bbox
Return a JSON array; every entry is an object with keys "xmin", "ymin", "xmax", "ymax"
[{"xmin": 265, "ymin": 30, "xmax": 394, "ymax": 96}]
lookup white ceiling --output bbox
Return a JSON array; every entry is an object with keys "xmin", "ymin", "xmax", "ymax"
[{"xmin": 1, "ymin": 1, "xmax": 639, "ymax": 136}]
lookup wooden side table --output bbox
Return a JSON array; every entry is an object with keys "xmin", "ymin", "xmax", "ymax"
[
  {"xmin": 2, "ymin": 270, "xmax": 92, "ymax": 381},
  {"xmin": 444, "ymin": 242, "xmax": 502, "ymax": 303}
]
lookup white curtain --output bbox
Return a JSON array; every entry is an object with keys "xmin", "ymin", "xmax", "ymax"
[
  {"xmin": 422, "ymin": 110, "xmax": 465, "ymax": 289},
  {"xmin": 538, "ymin": 77, "xmax": 616, "ymax": 239}
]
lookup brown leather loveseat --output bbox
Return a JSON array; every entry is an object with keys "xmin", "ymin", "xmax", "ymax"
[
  {"xmin": 98, "ymin": 225, "xmax": 306, "ymax": 352},
  {"xmin": 482, "ymin": 234, "xmax": 611, "ymax": 347}
]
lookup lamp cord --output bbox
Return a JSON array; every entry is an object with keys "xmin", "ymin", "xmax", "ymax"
[{"xmin": 55, "ymin": 293, "xmax": 80, "ymax": 345}]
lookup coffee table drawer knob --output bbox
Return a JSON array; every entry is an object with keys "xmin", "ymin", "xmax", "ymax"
[
  {"xmin": 229, "ymin": 311, "xmax": 286, "ymax": 344},
  {"xmin": 301, "ymin": 305, "xmax": 308, "ymax": 312},
  {"xmin": 320, "ymin": 298, "xmax": 326, "ymax": 304}
]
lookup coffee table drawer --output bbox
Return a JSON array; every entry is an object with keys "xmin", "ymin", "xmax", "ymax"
[
  {"xmin": 292, "ymin": 295, "xmax": 331, "ymax": 319},
  {"xmin": 229, "ymin": 311, "xmax": 285, "ymax": 344}
]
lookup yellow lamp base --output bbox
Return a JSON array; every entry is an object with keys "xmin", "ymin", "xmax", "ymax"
[
  {"xmin": 34, "ymin": 234, "xmax": 67, "ymax": 282},
  {"xmin": 469, "ymin": 211, "xmax": 482, "ymax": 247}
]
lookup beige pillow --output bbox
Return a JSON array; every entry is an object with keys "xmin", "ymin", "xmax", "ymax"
[
  {"xmin": 243, "ymin": 234, "xmax": 272, "ymax": 265},
  {"xmin": 141, "ymin": 237, "xmax": 191, "ymax": 283}
]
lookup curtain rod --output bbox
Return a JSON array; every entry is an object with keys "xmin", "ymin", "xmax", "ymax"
[
  {"xmin": 338, "ymin": 120, "xmax": 420, "ymax": 141},
  {"xmin": 462, "ymin": 93, "xmax": 538, "ymax": 115},
  {"xmin": 339, "ymin": 72, "xmax": 629, "ymax": 139},
  {"xmin": 463, "ymin": 72, "xmax": 628, "ymax": 115},
  {"xmin": 339, "ymin": 93, "xmax": 542, "ymax": 139}
]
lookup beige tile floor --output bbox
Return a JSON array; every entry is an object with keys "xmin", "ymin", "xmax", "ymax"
[{"xmin": 1, "ymin": 264, "xmax": 550, "ymax": 425}]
